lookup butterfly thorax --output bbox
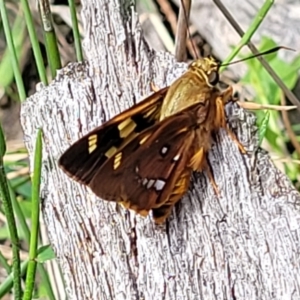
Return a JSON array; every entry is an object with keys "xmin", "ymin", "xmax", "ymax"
[{"xmin": 160, "ymin": 57, "xmax": 220, "ymax": 120}]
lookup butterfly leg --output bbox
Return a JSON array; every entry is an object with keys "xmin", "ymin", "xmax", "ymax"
[
  {"xmin": 225, "ymin": 127, "xmax": 247, "ymax": 154},
  {"xmin": 215, "ymin": 86, "xmax": 233, "ymax": 128},
  {"xmin": 204, "ymin": 158, "xmax": 220, "ymax": 196},
  {"xmin": 150, "ymin": 82, "xmax": 160, "ymax": 92},
  {"xmin": 220, "ymin": 86, "xmax": 233, "ymax": 105},
  {"xmin": 119, "ymin": 200, "xmax": 150, "ymax": 217},
  {"xmin": 217, "ymin": 86, "xmax": 247, "ymax": 154},
  {"xmin": 189, "ymin": 149, "xmax": 220, "ymax": 195}
]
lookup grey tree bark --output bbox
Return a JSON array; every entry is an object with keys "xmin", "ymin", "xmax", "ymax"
[{"xmin": 21, "ymin": 0, "xmax": 300, "ymax": 299}]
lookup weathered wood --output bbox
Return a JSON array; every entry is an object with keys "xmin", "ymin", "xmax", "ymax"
[{"xmin": 21, "ymin": 0, "xmax": 300, "ymax": 299}]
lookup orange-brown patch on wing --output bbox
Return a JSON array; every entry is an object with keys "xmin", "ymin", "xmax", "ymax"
[
  {"xmin": 189, "ymin": 147, "xmax": 205, "ymax": 172},
  {"xmin": 152, "ymin": 168, "xmax": 191, "ymax": 224}
]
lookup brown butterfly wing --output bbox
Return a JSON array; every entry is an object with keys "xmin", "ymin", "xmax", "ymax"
[
  {"xmin": 59, "ymin": 87, "xmax": 169, "ymax": 184},
  {"xmin": 88, "ymin": 107, "xmax": 199, "ymax": 220}
]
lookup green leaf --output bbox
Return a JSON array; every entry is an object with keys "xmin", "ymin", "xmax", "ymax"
[
  {"xmin": 258, "ymin": 111, "xmax": 270, "ymax": 146},
  {"xmin": 37, "ymin": 245, "xmax": 56, "ymax": 263}
]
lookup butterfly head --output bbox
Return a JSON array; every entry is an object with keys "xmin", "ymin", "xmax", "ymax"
[{"xmin": 188, "ymin": 57, "xmax": 220, "ymax": 88}]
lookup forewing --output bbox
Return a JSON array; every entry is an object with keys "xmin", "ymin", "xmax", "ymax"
[
  {"xmin": 89, "ymin": 110, "xmax": 198, "ymax": 214},
  {"xmin": 59, "ymin": 87, "xmax": 168, "ymax": 184}
]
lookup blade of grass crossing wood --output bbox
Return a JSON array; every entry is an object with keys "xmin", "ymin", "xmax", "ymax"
[
  {"xmin": 258, "ymin": 110, "xmax": 270, "ymax": 146},
  {"xmin": 23, "ymin": 129, "xmax": 42, "ymax": 300}
]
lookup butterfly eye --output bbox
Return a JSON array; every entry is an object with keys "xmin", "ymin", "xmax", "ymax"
[{"xmin": 208, "ymin": 71, "xmax": 219, "ymax": 86}]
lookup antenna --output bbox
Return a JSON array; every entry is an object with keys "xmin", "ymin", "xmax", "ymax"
[{"xmin": 221, "ymin": 46, "xmax": 295, "ymax": 67}]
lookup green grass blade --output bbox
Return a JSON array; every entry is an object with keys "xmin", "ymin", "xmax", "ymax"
[
  {"xmin": 0, "ymin": 260, "xmax": 28, "ymax": 298},
  {"xmin": 0, "ymin": 119, "xmax": 6, "ymax": 157},
  {"xmin": 8, "ymin": 182, "xmax": 31, "ymax": 243},
  {"xmin": 38, "ymin": 0, "xmax": 61, "ymax": 78},
  {"xmin": 220, "ymin": 0, "xmax": 274, "ymax": 68},
  {"xmin": 258, "ymin": 110, "xmax": 270, "ymax": 147},
  {"xmin": 0, "ymin": 121, "xmax": 21, "ymax": 298},
  {"xmin": 10, "ymin": 188, "xmax": 56, "ymax": 299},
  {"xmin": 20, "ymin": 0, "xmax": 48, "ymax": 85},
  {"xmin": 44, "ymin": 31, "xmax": 62, "ymax": 78},
  {"xmin": 0, "ymin": 2, "xmax": 26, "ymax": 101},
  {"xmin": 23, "ymin": 129, "xmax": 42, "ymax": 300},
  {"xmin": 0, "ymin": 15, "xmax": 27, "ymax": 91},
  {"xmin": 0, "ymin": 250, "xmax": 11, "ymax": 274},
  {"xmin": 37, "ymin": 245, "xmax": 56, "ymax": 263},
  {"xmin": 68, "ymin": 0, "xmax": 83, "ymax": 61}
]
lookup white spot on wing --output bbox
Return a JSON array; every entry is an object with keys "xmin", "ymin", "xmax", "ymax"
[
  {"xmin": 147, "ymin": 179, "xmax": 155, "ymax": 189},
  {"xmin": 173, "ymin": 153, "xmax": 181, "ymax": 161},
  {"xmin": 160, "ymin": 146, "xmax": 169, "ymax": 156},
  {"xmin": 142, "ymin": 178, "xmax": 165, "ymax": 191},
  {"xmin": 154, "ymin": 179, "xmax": 165, "ymax": 191}
]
